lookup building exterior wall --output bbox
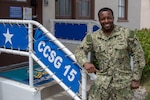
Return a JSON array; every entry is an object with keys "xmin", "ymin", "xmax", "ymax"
[
  {"xmin": 123, "ymin": 0, "xmax": 141, "ymax": 29},
  {"xmin": 141, "ymin": 0, "xmax": 150, "ymax": 29},
  {"xmin": 42, "ymin": 0, "xmax": 55, "ymax": 31},
  {"xmin": 41, "ymin": 0, "xmax": 150, "ymax": 31},
  {"xmin": 94, "ymin": 0, "xmax": 142, "ymax": 30}
]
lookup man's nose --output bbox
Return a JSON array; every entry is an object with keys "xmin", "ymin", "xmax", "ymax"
[{"xmin": 104, "ymin": 18, "xmax": 109, "ymax": 22}]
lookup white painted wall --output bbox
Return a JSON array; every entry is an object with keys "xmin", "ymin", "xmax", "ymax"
[
  {"xmin": 141, "ymin": 0, "xmax": 150, "ymax": 29},
  {"xmin": 42, "ymin": 0, "xmax": 55, "ymax": 31},
  {"xmin": 0, "ymin": 77, "xmax": 41, "ymax": 100}
]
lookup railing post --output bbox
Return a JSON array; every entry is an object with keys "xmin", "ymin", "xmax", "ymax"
[
  {"xmin": 82, "ymin": 68, "xmax": 87, "ymax": 100},
  {"xmin": 28, "ymin": 23, "xmax": 34, "ymax": 88}
]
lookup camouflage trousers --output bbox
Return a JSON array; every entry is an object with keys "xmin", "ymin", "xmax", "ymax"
[{"xmin": 88, "ymin": 83, "xmax": 133, "ymax": 100}]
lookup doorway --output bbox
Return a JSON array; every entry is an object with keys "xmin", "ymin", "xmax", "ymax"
[{"xmin": 0, "ymin": 0, "xmax": 42, "ymax": 67}]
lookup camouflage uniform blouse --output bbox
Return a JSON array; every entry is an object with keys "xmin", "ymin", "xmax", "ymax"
[{"xmin": 75, "ymin": 25, "xmax": 145, "ymax": 89}]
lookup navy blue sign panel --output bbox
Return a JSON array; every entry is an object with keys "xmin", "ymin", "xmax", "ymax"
[
  {"xmin": 34, "ymin": 29, "xmax": 81, "ymax": 93},
  {"xmin": 0, "ymin": 24, "xmax": 28, "ymax": 50},
  {"xmin": 55, "ymin": 23, "xmax": 87, "ymax": 41}
]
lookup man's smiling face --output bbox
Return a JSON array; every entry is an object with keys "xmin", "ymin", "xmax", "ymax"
[{"xmin": 98, "ymin": 10, "xmax": 114, "ymax": 33}]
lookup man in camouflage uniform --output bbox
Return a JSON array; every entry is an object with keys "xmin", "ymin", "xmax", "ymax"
[{"xmin": 75, "ymin": 7, "xmax": 145, "ymax": 100}]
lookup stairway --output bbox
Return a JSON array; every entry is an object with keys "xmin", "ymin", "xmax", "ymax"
[{"xmin": 0, "ymin": 19, "xmax": 94, "ymax": 100}]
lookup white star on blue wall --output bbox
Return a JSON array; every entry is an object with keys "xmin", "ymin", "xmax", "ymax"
[{"xmin": 3, "ymin": 28, "xmax": 14, "ymax": 45}]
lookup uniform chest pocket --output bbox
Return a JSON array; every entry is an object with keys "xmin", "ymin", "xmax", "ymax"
[
  {"xmin": 94, "ymin": 44, "xmax": 105, "ymax": 51},
  {"xmin": 115, "ymin": 42, "xmax": 128, "ymax": 58},
  {"xmin": 93, "ymin": 44, "xmax": 106, "ymax": 56}
]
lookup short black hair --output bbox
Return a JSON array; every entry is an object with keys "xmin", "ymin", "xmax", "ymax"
[{"xmin": 98, "ymin": 7, "xmax": 114, "ymax": 18}]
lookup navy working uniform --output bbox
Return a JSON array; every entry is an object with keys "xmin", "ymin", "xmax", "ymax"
[{"xmin": 75, "ymin": 25, "xmax": 145, "ymax": 100}]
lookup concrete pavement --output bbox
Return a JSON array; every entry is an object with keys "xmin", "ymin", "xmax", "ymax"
[{"xmin": 42, "ymin": 78, "xmax": 94, "ymax": 100}]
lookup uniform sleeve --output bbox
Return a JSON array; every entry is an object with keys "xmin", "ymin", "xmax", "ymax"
[
  {"xmin": 75, "ymin": 34, "xmax": 93, "ymax": 67},
  {"xmin": 128, "ymin": 31, "xmax": 146, "ymax": 80}
]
